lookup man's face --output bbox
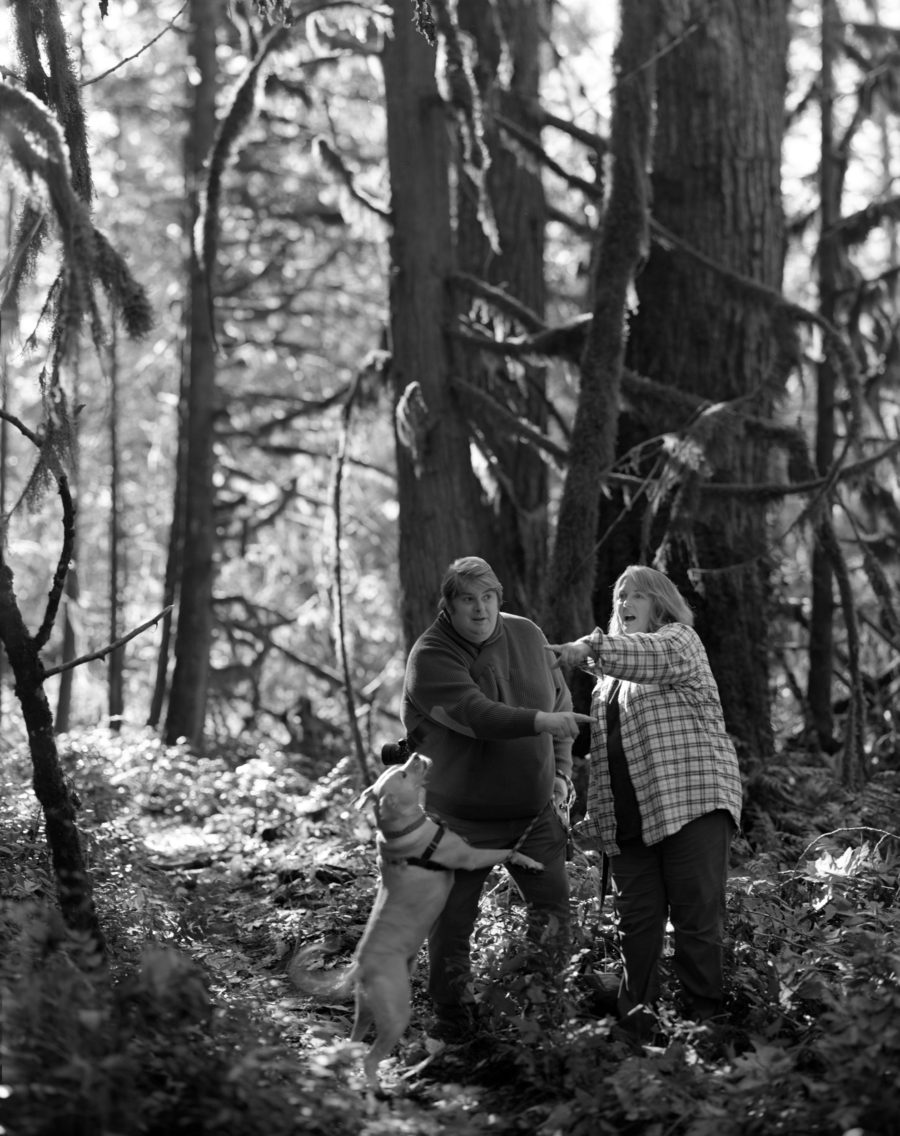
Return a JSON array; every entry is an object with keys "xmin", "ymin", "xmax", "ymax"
[{"xmin": 448, "ymin": 582, "xmax": 500, "ymax": 644}]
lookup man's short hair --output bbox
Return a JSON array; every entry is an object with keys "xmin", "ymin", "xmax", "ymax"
[{"xmin": 439, "ymin": 556, "xmax": 503, "ymax": 613}]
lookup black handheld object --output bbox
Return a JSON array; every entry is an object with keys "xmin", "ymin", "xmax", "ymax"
[{"xmin": 381, "ymin": 737, "xmax": 412, "ymax": 766}]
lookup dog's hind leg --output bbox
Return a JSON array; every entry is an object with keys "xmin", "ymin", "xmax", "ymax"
[
  {"xmin": 357, "ymin": 962, "xmax": 413, "ymax": 1089},
  {"xmin": 350, "ymin": 994, "xmax": 374, "ymax": 1045}
]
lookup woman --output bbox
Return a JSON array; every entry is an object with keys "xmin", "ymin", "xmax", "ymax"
[{"xmin": 549, "ymin": 565, "xmax": 743, "ymax": 1035}]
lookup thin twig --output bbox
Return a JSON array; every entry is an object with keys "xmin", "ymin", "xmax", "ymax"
[
  {"xmin": 43, "ymin": 606, "xmax": 173, "ymax": 678},
  {"xmin": 0, "ymin": 408, "xmax": 42, "ymax": 447},
  {"xmin": 80, "ymin": 4, "xmax": 188, "ymax": 87},
  {"xmin": 797, "ymin": 826, "xmax": 900, "ymax": 865},
  {"xmin": 331, "ymin": 374, "xmax": 369, "ymax": 783}
]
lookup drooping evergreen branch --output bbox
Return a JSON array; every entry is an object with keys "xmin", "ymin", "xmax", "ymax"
[
  {"xmin": 450, "ymin": 271, "xmax": 546, "ymax": 332},
  {"xmin": 450, "ymin": 375, "xmax": 568, "ymax": 465},
  {"xmin": 410, "ymin": 0, "xmax": 436, "ymax": 45},
  {"xmin": 1, "ymin": 85, "xmax": 94, "ymax": 349},
  {"xmin": 11, "ymin": 0, "xmax": 93, "ymax": 201},
  {"xmin": 495, "ymin": 112, "xmax": 603, "ymax": 200},
  {"xmin": 91, "ymin": 227, "xmax": 154, "ymax": 340},
  {"xmin": 313, "ymin": 137, "xmax": 391, "ymax": 219},
  {"xmin": 0, "ymin": 84, "xmax": 153, "ymax": 346}
]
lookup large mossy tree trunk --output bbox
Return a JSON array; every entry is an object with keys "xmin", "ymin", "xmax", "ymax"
[
  {"xmin": 597, "ymin": 0, "xmax": 789, "ymax": 760},
  {"xmin": 454, "ymin": 0, "xmax": 551, "ymax": 621},
  {"xmin": 384, "ymin": 0, "xmax": 493, "ymax": 645}
]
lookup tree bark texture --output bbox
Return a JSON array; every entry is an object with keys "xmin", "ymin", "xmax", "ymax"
[
  {"xmin": 54, "ymin": 351, "xmax": 81, "ymax": 734},
  {"xmin": 808, "ymin": 0, "xmax": 840, "ymax": 751},
  {"xmin": 0, "ymin": 563, "xmax": 106, "ymax": 955},
  {"xmin": 545, "ymin": 0, "xmax": 665, "ymax": 643},
  {"xmin": 165, "ymin": 0, "xmax": 222, "ymax": 748},
  {"xmin": 108, "ymin": 324, "xmax": 125, "ymax": 731},
  {"xmin": 454, "ymin": 0, "xmax": 551, "ymax": 620},
  {"xmin": 384, "ymin": 0, "xmax": 494, "ymax": 645},
  {"xmin": 603, "ymin": 0, "xmax": 789, "ymax": 759}
]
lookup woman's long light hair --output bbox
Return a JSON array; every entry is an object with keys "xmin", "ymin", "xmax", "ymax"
[{"xmin": 608, "ymin": 565, "xmax": 694, "ymax": 633}]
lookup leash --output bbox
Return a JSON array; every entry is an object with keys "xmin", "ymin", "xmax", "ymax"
[
  {"xmin": 508, "ymin": 773, "xmax": 576, "ymax": 857},
  {"xmin": 509, "ymin": 799, "xmax": 551, "ymax": 855}
]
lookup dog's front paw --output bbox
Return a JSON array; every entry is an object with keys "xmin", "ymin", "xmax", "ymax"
[{"xmin": 508, "ymin": 852, "xmax": 544, "ymax": 873}]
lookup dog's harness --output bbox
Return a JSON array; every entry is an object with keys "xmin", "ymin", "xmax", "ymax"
[
  {"xmin": 374, "ymin": 780, "xmax": 574, "ymax": 873},
  {"xmin": 376, "ymin": 807, "xmax": 454, "ymax": 872},
  {"xmin": 378, "ymin": 812, "xmax": 428, "ymax": 840}
]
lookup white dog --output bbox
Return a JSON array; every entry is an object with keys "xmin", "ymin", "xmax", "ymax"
[{"xmin": 289, "ymin": 751, "xmax": 543, "ymax": 1089}]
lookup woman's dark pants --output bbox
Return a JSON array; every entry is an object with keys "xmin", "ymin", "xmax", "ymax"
[{"xmin": 611, "ymin": 809, "xmax": 734, "ymax": 1029}]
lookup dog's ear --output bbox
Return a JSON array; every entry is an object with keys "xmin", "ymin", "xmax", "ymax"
[{"xmin": 355, "ymin": 783, "xmax": 376, "ymax": 811}]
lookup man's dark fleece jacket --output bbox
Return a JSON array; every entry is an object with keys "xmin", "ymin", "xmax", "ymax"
[{"xmin": 401, "ymin": 610, "xmax": 574, "ymax": 822}]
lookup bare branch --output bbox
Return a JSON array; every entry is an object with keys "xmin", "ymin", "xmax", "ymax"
[
  {"xmin": 81, "ymin": 4, "xmax": 188, "ymax": 87},
  {"xmin": 43, "ymin": 606, "xmax": 174, "ymax": 679},
  {"xmin": 0, "ymin": 408, "xmax": 42, "ymax": 447},
  {"xmin": 34, "ymin": 473, "xmax": 75, "ymax": 651}
]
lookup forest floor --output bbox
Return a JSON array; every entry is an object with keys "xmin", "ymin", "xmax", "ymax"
[{"xmin": 2, "ymin": 727, "xmax": 900, "ymax": 1135}]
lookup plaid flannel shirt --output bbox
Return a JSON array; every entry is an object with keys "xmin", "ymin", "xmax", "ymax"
[{"xmin": 574, "ymin": 622, "xmax": 743, "ymax": 855}]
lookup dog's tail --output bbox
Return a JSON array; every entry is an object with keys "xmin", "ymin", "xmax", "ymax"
[{"xmin": 287, "ymin": 942, "xmax": 356, "ymax": 999}]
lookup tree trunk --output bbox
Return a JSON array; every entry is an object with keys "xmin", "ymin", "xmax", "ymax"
[
  {"xmin": 108, "ymin": 323, "xmax": 124, "ymax": 732},
  {"xmin": 384, "ymin": 1, "xmax": 491, "ymax": 645},
  {"xmin": 147, "ymin": 344, "xmax": 187, "ymax": 730},
  {"xmin": 54, "ymin": 351, "xmax": 80, "ymax": 734},
  {"xmin": 455, "ymin": 0, "xmax": 550, "ymax": 620},
  {"xmin": 0, "ymin": 201, "xmax": 8, "ymax": 727},
  {"xmin": 164, "ymin": 0, "xmax": 221, "ymax": 748},
  {"xmin": 808, "ymin": 0, "xmax": 840, "ymax": 751},
  {"xmin": 54, "ymin": 574, "xmax": 77, "ymax": 733},
  {"xmin": 602, "ymin": 0, "xmax": 788, "ymax": 759},
  {"xmin": 544, "ymin": 0, "xmax": 664, "ymax": 643},
  {"xmin": 0, "ymin": 561, "xmax": 106, "ymax": 957}
]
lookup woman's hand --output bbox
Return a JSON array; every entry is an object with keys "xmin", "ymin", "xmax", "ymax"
[{"xmin": 546, "ymin": 640, "xmax": 592, "ymax": 668}]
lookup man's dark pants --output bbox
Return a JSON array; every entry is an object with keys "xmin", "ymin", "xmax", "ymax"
[{"xmin": 427, "ymin": 807, "xmax": 570, "ymax": 1023}]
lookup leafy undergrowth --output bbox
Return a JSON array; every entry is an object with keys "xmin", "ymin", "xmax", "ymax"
[{"xmin": 1, "ymin": 727, "xmax": 899, "ymax": 1135}]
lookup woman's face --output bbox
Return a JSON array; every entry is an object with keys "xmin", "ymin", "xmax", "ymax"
[
  {"xmin": 615, "ymin": 580, "xmax": 654, "ymax": 634},
  {"xmin": 449, "ymin": 583, "xmax": 500, "ymax": 644}
]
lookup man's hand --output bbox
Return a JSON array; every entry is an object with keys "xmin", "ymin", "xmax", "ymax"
[
  {"xmin": 546, "ymin": 641, "xmax": 593, "ymax": 668},
  {"xmin": 534, "ymin": 710, "xmax": 592, "ymax": 739},
  {"xmin": 552, "ymin": 774, "xmax": 573, "ymax": 828},
  {"xmin": 552, "ymin": 774, "xmax": 573, "ymax": 806}
]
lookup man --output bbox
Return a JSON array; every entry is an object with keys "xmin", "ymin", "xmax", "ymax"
[{"xmin": 401, "ymin": 555, "xmax": 589, "ymax": 1040}]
